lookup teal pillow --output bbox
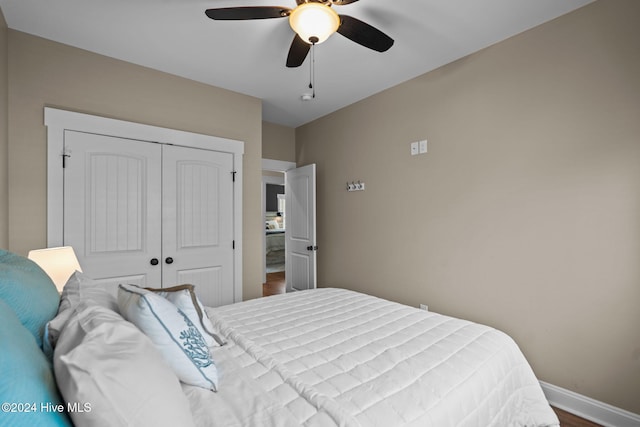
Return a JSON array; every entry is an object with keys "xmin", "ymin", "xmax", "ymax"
[
  {"xmin": 0, "ymin": 299, "xmax": 72, "ymax": 426},
  {"xmin": 0, "ymin": 249, "xmax": 60, "ymax": 348}
]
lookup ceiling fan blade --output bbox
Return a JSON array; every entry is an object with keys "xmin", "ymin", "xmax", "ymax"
[
  {"xmin": 286, "ymin": 34, "xmax": 311, "ymax": 68},
  {"xmin": 205, "ymin": 7, "xmax": 291, "ymax": 20},
  {"xmin": 337, "ymin": 14, "xmax": 394, "ymax": 52}
]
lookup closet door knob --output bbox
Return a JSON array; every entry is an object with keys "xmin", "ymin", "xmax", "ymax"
[
  {"xmin": 165, "ymin": 257, "xmax": 174, "ymax": 265},
  {"xmin": 150, "ymin": 258, "xmax": 159, "ymax": 266}
]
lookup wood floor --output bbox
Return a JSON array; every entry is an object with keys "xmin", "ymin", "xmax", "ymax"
[
  {"xmin": 263, "ymin": 271, "xmax": 286, "ymax": 296},
  {"xmin": 553, "ymin": 407, "xmax": 603, "ymax": 427},
  {"xmin": 261, "ymin": 276, "xmax": 602, "ymax": 427}
]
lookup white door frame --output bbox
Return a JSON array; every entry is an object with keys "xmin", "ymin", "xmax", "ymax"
[
  {"xmin": 44, "ymin": 107, "xmax": 244, "ymax": 302},
  {"xmin": 262, "ymin": 159, "xmax": 296, "ymax": 282}
]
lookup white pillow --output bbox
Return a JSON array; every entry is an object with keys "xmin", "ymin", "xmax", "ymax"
[
  {"xmin": 144, "ymin": 284, "xmax": 225, "ymax": 347},
  {"xmin": 45, "ymin": 271, "xmax": 119, "ymax": 357},
  {"xmin": 59, "ymin": 270, "xmax": 119, "ymax": 313},
  {"xmin": 117, "ymin": 284, "xmax": 219, "ymax": 391},
  {"xmin": 54, "ymin": 302, "xmax": 196, "ymax": 427}
]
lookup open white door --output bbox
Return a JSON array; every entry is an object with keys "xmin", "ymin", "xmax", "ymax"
[{"xmin": 285, "ymin": 164, "xmax": 317, "ymax": 292}]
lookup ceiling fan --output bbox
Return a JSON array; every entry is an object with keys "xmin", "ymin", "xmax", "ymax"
[{"xmin": 205, "ymin": 0, "xmax": 394, "ymax": 68}]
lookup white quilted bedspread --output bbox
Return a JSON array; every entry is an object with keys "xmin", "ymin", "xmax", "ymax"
[{"xmin": 187, "ymin": 288, "xmax": 558, "ymax": 427}]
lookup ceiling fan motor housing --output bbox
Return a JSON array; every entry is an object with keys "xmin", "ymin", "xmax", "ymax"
[{"xmin": 289, "ymin": 2, "xmax": 340, "ymax": 44}]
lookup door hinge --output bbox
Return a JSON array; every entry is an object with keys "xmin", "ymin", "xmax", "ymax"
[
  {"xmin": 62, "ymin": 154, "xmax": 71, "ymax": 168},
  {"xmin": 231, "ymin": 171, "xmax": 236, "ymax": 182}
]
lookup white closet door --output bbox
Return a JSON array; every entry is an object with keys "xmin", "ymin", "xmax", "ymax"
[
  {"xmin": 63, "ymin": 131, "xmax": 162, "ymax": 294},
  {"xmin": 162, "ymin": 145, "xmax": 235, "ymax": 307}
]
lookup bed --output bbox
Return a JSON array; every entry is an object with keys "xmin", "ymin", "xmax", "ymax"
[
  {"xmin": 266, "ymin": 229, "xmax": 285, "ymax": 270},
  {"xmin": 0, "ymin": 249, "xmax": 559, "ymax": 427}
]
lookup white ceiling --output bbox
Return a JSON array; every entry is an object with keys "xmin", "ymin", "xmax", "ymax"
[{"xmin": 0, "ymin": 0, "xmax": 593, "ymax": 128}]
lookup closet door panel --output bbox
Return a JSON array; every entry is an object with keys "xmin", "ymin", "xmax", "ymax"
[
  {"xmin": 176, "ymin": 267, "xmax": 223, "ymax": 307},
  {"xmin": 63, "ymin": 131, "xmax": 162, "ymax": 294},
  {"xmin": 162, "ymin": 145, "xmax": 235, "ymax": 307}
]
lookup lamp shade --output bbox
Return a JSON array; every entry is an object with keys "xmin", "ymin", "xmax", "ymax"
[
  {"xmin": 28, "ymin": 246, "xmax": 82, "ymax": 292},
  {"xmin": 289, "ymin": 3, "xmax": 340, "ymax": 44}
]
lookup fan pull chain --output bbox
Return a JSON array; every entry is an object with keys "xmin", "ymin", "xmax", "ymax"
[{"xmin": 309, "ymin": 41, "xmax": 316, "ymax": 99}]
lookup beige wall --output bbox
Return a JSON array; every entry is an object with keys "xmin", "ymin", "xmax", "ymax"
[
  {"xmin": 297, "ymin": 0, "xmax": 640, "ymax": 414},
  {"xmin": 0, "ymin": 9, "xmax": 8, "ymax": 248},
  {"xmin": 7, "ymin": 31, "xmax": 264, "ymax": 301},
  {"xmin": 262, "ymin": 120, "xmax": 295, "ymax": 162}
]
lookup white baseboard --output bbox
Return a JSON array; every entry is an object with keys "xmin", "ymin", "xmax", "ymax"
[{"xmin": 540, "ymin": 381, "xmax": 640, "ymax": 427}]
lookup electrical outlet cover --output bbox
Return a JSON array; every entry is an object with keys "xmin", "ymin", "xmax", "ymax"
[{"xmin": 419, "ymin": 140, "xmax": 428, "ymax": 154}]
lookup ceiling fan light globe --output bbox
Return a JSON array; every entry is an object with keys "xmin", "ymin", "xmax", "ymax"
[{"xmin": 289, "ymin": 3, "xmax": 340, "ymax": 44}]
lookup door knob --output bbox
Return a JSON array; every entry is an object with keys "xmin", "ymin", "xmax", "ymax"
[
  {"xmin": 165, "ymin": 257, "xmax": 174, "ymax": 264},
  {"xmin": 150, "ymin": 258, "xmax": 159, "ymax": 266}
]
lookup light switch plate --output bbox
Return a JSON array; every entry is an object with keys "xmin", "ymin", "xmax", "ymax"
[
  {"xmin": 419, "ymin": 140, "xmax": 428, "ymax": 154},
  {"xmin": 411, "ymin": 141, "xmax": 419, "ymax": 156}
]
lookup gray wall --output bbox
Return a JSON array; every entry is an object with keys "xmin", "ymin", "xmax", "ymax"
[
  {"xmin": 6, "ymin": 30, "xmax": 264, "ymax": 301},
  {"xmin": 297, "ymin": 0, "xmax": 640, "ymax": 413},
  {"xmin": 263, "ymin": 121, "xmax": 295, "ymax": 162}
]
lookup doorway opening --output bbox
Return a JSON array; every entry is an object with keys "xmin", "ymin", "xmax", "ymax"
[
  {"xmin": 262, "ymin": 159, "xmax": 296, "ymax": 295},
  {"xmin": 265, "ymin": 177, "xmax": 285, "ymax": 274}
]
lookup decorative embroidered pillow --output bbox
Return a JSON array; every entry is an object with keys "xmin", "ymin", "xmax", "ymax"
[
  {"xmin": 144, "ymin": 284, "xmax": 225, "ymax": 347},
  {"xmin": 117, "ymin": 284, "xmax": 218, "ymax": 391}
]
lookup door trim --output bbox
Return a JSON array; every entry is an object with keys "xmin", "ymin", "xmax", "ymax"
[
  {"xmin": 44, "ymin": 107, "xmax": 244, "ymax": 302},
  {"xmin": 262, "ymin": 159, "xmax": 296, "ymax": 173}
]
